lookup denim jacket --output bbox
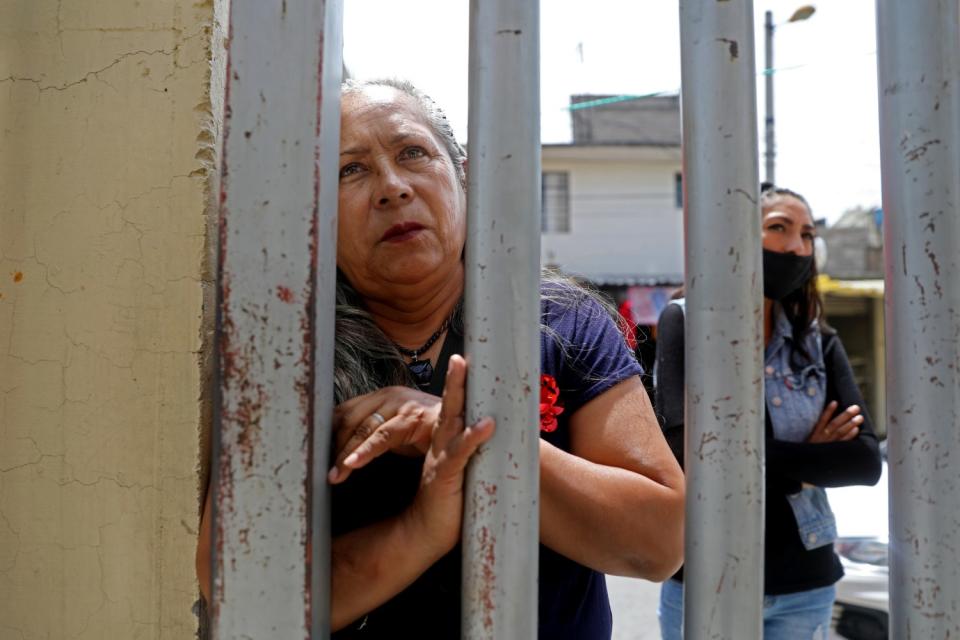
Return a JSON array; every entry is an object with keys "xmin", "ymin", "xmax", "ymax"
[
  {"xmin": 765, "ymin": 306, "xmax": 837, "ymax": 550},
  {"xmin": 657, "ymin": 300, "xmax": 838, "ymax": 550}
]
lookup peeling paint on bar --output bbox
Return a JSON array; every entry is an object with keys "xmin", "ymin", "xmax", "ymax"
[
  {"xmin": 210, "ymin": 0, "xmax": 337, "ymax": 637},
  {"xmin": 310, "ymin": 1, "xmax": 343, "ymax": 636},
  {"xmin": 876, "ymin": 2, "xmax": 960, "ymax": 637},
  {"xmin": 462, "ymin": 0, "xmax": 541, "ymax": 637},
  {"xmin": 679, "ymin": 1, "xmax": 766, "ymax": 638}
]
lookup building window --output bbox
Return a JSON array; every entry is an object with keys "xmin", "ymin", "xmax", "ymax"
[
  {"xmin": 542, "ymin": 172, "xmax": 570, "ymax": 233},
  {"xmin": 674, "ymin": 172, "xmax": 683, "ymax": 209}
]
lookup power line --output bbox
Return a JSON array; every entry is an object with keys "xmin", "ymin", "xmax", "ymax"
[{"xmin": 565, "ymin": 50, "xmax": 878, "ymax": 111}]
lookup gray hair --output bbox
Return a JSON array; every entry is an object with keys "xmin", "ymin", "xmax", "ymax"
[
  {"xmin": 333, "ymin": 276, "xmax": 414, "ymax": 403},
  {"xmin": 333, "ymin": 269, "xmax": 632, "ymax": 404},
  {"xmin": 341, "ymin": 77, "xmax": 467, "ymax": 185}
]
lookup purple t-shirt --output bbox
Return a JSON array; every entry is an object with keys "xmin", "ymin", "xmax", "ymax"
[
  {"xmin": 537, "ymin": 285, "xmax": 643, "ymax": 639},
  {"xmin": 331, "ymin": 284, "xmax": 642, "ymax": 639}
]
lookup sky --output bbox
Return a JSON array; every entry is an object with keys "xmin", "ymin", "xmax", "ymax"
[{"xmin": 343, "ymin": 0, "xmax": 882, "ymax": 222}]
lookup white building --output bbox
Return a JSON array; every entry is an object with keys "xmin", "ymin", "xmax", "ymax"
[{"xmin": 540, "ymin": 95, "xmax": 684, "ymax": 291}]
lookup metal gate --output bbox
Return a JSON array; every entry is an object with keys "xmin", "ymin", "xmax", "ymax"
[{"xmin": 206, "ymin": 1, "xmax": 960, "ymax": 637}]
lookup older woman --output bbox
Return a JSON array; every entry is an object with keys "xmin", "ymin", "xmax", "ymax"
[{"xmin": 198, "ymin": 78, "xmax": 684, "ymax": 639}]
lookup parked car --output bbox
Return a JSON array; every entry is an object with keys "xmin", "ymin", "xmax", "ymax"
[{"xmin": 827, "ymin": 442, "xmax": 889, "ymax": 640}]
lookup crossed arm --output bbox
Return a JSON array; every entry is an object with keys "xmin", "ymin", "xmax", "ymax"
[
  {"xmin": 198, "ymin": 359, "xmax": 685, "ymax": 629},
  {"xmin": 328, "ymin": 372, "xmax": 685, "ymax": 582},
  {"xmin": 656, "ymin": 303, "xmax": 881, "ymax": 489}
]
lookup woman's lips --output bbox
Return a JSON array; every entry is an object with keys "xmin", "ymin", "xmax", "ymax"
[{"xmin": 381, "ymin": 222, "xmax": 425, "ymax": 243}]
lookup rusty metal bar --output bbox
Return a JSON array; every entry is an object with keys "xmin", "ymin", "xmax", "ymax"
[
  {"xmin": 462, "ymin": 0, "xmax": 541, "ymax": 637},
  {"xmin": 679, "ymin": 1, "xmax": 765, "ymax": 638},
  {"xmin": 210, "ymin": 0, "xmax": 338, "ymax": 636},
  {"xmin": 876, "ymin": 1, "xmax": 960, "ymax": 636},
  {"xmin": 310, "ymin": 1, "xmax": 344, "ymax": 636}
]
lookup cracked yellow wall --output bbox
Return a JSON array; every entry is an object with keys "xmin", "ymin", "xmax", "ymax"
[{"xmin": 0, "ymin": 1, "xmax": 222, "ymax": 637}]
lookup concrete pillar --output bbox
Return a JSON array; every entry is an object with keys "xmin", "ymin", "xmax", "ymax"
[{"xmin": 0, "ymin": 1, "xmax": 225, "ymax": 637}]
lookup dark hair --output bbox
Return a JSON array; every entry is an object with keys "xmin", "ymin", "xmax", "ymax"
[
  {"xmin": 665, "ymin": 185, "xmax": 831, "ymax": 355},
  {"xmin": 760, "ymin": 183, "xmax": 832, "ymax": 357}
]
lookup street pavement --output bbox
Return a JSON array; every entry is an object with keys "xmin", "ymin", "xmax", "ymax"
[
  {"xmin": 607, "ymin": 576, "xmax": 845, "ymax": 639},
  {"xmin": 608, "ymin": 575, "xmax": 662, "ymax": 640}
]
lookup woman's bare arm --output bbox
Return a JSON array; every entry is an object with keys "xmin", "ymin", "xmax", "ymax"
[
  {"xmin": 539, "ymin": 377, "xmax": 685, "ymax": 580},
  {"xmin": 196, "ymin": 485, "xmax": 445, "ymax": 630},
  {"xmin": 197, "ymin": 355, "xmax": 494, "ymax": 629}
]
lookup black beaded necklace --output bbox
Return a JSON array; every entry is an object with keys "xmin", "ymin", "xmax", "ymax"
[{"xmin": 393, "ymin": 313, "xmax": 454, "ymax": 386}]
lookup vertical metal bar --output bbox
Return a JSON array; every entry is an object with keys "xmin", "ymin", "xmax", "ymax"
[
  {"xmin": 211, "ymin": 0, "xmax": 333, "ymax": 636},
  {"xmin": 876, "ymin": 1, "xmax": 960, "ymax": 637},
  {"xmin": 311, "ymin": 1, "xmax": 344, "ymax": 636},
  {"xmin": 679, "ymin": 1, "xmax": 765, "ymax": 638},
  {"xmin": 462, "ymin": 0, "xmax": 540, "ymax": 637},
  {"xmin": 871, "ymin": 296, "xmax": 885, "ymax": 438},
  {"xmin": 764, "ymin": 10, "xmax": 775, "ymax": 185}
]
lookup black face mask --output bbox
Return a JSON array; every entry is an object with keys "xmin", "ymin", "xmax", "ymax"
[{"xmin": 763, "ymin": 248, "xmax": 814, "ymax": 300}]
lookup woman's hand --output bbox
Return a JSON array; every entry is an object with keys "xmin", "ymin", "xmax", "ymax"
[
  {"xmin": 328, "ymin": 356, "xmax": 493, "ymax": 629},
  {"xmin": 807, "ymin": 400, "xmax": 864, "ymax": 443},
  {"xmin": 329, "ymin": 386, "xmax": 443, "ymax": 484},
  {"xmin": 407, "ymin": 355, "xmax": 495, "ymax": 551}
]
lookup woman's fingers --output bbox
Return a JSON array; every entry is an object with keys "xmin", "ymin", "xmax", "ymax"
[
  {"xmin": 328, "ymin": 356, "xmax": 490, "ymax": 485},
  {"xmin": 425, "ymin": 417, "xmax": 496, "ymax": 486},
  {"xmin": 813, "ymin": 405, "xmax": 864, "ymax": 443},
  {"xmin": 342, "ymin": 406, "xmax": 433, "ymax": 470},
  {"xmin": 439, "ymin": 417, "xmax": 495, "ymax": 473},
  {"xmin": 434, "ymin": 355, "xmax": 468, "ymax": 450},
  {"xmin": 821, "ymin": 420, "xmax": 859, "ymax": 442},
  {"xmin": 427, "ymin": 355, "xmax": 495, "ymax": 479},
  {"xmin": 809, "ymin": 402, "xmax": 865, "ymax": 443},
  {"xmin": 834, "ymin": 421, "xmax": 861, "ymax": 441},
  {"xmin": 329, "ymin": 386, "xmax": 440, "ymax": 483},
  {"xmin": 826, "ymin": 411, "xmax": 864, "ymax": 441},
  {"xmin": 812, "ymin": 401, "xmax": 838, "ymax": 434},
  {"xmin": 825, "ymin": 405, "xmax": 861, "ymax": 436},
  {"xmin": 331, "ymin": 391, "xmax": 384, "ymax": 457},
  {"xmin": 329, "ymin": 412, "xmax": 386, "ymax": 483},
  {"xmin": 409, "ymin": 415, "xmax": 496, "ymax": 553}
]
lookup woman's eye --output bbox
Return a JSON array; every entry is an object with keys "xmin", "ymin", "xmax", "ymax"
[
  {"xmin": 399, "ymin": 146, "xmax": 427, "ymax": 160},
  {"xmin": 767, "ymin": 223, "xmax": 785, "ymax": 232},
  {"xmin": 339, "ymin": 163, "xmax": 362, "ymax": 179}
]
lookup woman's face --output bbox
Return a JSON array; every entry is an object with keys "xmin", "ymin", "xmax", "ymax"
[
  {"xmin": 336, "ymin": 86, "xmax": 466, "ymax": 299},
  {"xmin": 761, "ymin": 194, "xmax": 815, "ymax": 256}
]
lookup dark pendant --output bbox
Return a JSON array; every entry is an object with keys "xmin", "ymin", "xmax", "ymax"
[{"xmin": 407, "ymin": 359, "xmax": 434, "ymax": 387}]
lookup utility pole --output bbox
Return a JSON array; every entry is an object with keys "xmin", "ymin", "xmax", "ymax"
[
  {"xmin": 764, "ymin": 10, "xmax": 775, "ymax": 184},
  {"xmin": 763, "ymin": 6, "xmax": 815, "ymax": 186}
]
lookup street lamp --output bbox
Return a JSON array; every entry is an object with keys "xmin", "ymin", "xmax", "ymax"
[{"xmin": 764, "ymin": 4, "xmax": 816, "ymax": 185}]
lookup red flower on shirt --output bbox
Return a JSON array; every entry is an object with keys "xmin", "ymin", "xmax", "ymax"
[{"xmin": 539, "ymin": 374, "xmax": 564, "ymax": 433}]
